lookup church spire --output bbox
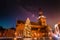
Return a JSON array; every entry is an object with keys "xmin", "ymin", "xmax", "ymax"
[
  {"xmin": 39, "ymin": 8, "xmax": 43, "ymax": 16},
  {"xmin": 38, "ymin": 8, "xmax": 46, "ymax": 19},
  {"xmin": 38, "ymin": 8, "xmax": 47, "ymax": 26}
]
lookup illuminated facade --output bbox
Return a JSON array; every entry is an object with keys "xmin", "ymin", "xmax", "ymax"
[
  {"xmin": 16, "ymin": 21, "xmax": 24, "ymax": 37},
  {"xmin": 16, "ymin": 8, "xmax": 51, "ymax": 38}
]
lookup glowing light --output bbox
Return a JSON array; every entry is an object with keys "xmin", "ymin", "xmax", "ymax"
[
  {"xmin": 54, "ymin": 24, "xmax": 58, "ymax": 28},
  {"xmin": 14, "ymin": 38, "xmax": 17, "ymax": 40}
]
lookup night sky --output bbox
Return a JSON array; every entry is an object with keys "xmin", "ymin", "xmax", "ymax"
[{"xmin": 0, "ymin": 0, "xmax": 60, "ymax": 28}]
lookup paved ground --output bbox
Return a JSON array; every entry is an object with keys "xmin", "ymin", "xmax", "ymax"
[{"xmin": 0, "ymin": 37, "xmax": 60, "ymax": 40}]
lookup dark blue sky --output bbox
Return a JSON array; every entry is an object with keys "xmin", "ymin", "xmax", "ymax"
[{"xmin": 0, "ymin": 0, "xmax": 60, "ymax": 28}]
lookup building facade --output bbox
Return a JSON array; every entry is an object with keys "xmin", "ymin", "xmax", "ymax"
[{"xmin": 16, "ymin": 9, "xmax": 52, "ymax": 38}]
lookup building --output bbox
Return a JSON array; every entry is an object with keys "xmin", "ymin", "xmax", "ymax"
[
  {"xmin": 16, "ymin": 8, "xmax": 52, "ymax": 38},
  {"xmin": 3, "ymin": 28, "xmax": 15, "ymax": 37},
  {"xmin": 15, "ymin": 21, "xmax": 25, "ymax": 37}
]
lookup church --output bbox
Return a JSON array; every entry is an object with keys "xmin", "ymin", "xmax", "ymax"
[{"xmin": 15, "ymin": 8, "xmax": 52, "ymax": 38}]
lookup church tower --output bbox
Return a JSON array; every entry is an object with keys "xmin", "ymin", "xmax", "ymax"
[
  {"xmin": 38, "ymin": 8, "xmax": 51, "ymax": 37},
  {"xmin": 38, "ymin": 8, "xmax": 47, "ymax": 26}
]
